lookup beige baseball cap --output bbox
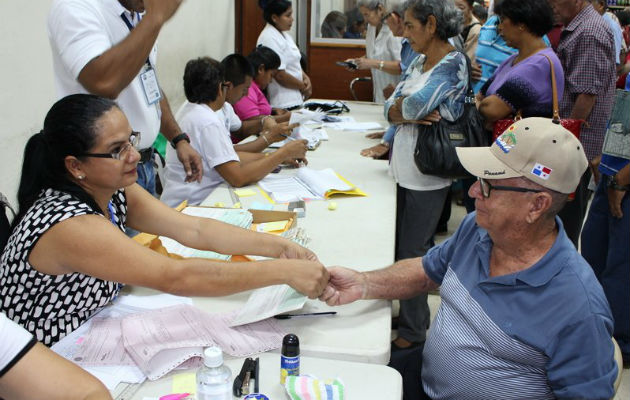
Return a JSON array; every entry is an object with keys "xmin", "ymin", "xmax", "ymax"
[{"xmin": 455, "ymin": 117, "xmax": 588, "ymax": 194}]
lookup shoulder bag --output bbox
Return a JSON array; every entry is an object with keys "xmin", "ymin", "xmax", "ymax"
[
  {"xmin": 492, "ymin": 53, "xmax": 585, "ymax": 140},
  {"xmin": 413, "ymin": 54, "xmax": 489, "ymax": 179}
]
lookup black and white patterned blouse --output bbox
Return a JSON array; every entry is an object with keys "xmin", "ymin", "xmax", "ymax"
[{"xmin": 0, "ymin": 188, "xmax": 127, "ymax": 346}]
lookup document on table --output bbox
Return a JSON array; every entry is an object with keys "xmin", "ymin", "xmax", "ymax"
[
  {"xmin": 229, "ymin": 284, "xmax": 307, "ymax": 326},
  {"xmin": 289, "ymin": 109, "xmax": 325, "ymax": 125},
  {"xmin": 324, "ymin": 121, "xmax": 383, "ymax": 131},
  {"xmin": 258, "ymin": 167, "xmax": 367, "ymax": 202},
  {"xmin": 269, "ymin": 125, "xmax": 328, "ymax": 150}
]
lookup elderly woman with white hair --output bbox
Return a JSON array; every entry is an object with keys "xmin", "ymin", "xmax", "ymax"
[
  {"xmin": 347, "ymin": 0, "xmax": 402, "ymax": 103},
  {"xmin": 384, "ymin": 0, "xmax": 467, "ymax": 382}
]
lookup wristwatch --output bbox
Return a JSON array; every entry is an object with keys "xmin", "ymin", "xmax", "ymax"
[
  {"xmin": 608, "ymin": 175, "xmax": 630, "ymax": 191},
  {"xmin": 171, "ymin": 132, "xmax": 190, "ymax": 149},
  {"xmin": 378, "ymin": 60, "xmax": 385, "ymax": 70}
]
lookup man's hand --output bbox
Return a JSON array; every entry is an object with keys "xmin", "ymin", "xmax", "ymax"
[
  {"xmin": 176, "ymin": 141, "xmax": 202, "ymax": 182},
  {"xmin": 471, "ymin": 61, "xmax": 482, "ymax": 82},
  {"xmin": 607, "ymin": 187, "xmax": 627, "ymax": 218},
  {"xmin": 144, "ymin": 0, "xmax": 184, "ymax": 25},
  {"xmin": 319, "ymin": 267, "xmax": 367, "ymax": 306}
]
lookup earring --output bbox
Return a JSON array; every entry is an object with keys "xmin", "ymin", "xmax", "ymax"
[{"xmin": 78, "ymin": 175, "xmax": 85, "ymax": 180}]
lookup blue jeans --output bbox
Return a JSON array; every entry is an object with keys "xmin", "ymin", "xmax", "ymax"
[
  {"xmin": 136, "ymin": 159, "xmax": 156, "ymax": 196},
  {"xmin": 581, "ymin": 177, "xmax": 630, "ymax": 359}
]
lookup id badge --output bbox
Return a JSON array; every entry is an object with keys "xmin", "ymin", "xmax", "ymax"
[{"xmin": 140, "ymin": 65, "xmax": 162, "ymax": 105}]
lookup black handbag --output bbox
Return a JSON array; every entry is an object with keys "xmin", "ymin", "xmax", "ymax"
[{"xmin": 413, "ymin": 54, "xmax": 489, "ymax": 179}]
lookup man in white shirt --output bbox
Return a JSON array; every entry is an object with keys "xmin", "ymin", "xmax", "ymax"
[{"xmin": 48, "ymin": 0, "xmax": 202, "ymax": 195}]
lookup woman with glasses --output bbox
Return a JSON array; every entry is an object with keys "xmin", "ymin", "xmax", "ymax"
[
  {"xmin": 0, "ymin": 94, "xmax": 327, "ymax": 346},
  {"xmin": 346, "ymin": 0, "xmax": 402, "ymax": 103},
  {"xmin": 476, "ymin": 0, "xmax": 563, "ymax": 130}
]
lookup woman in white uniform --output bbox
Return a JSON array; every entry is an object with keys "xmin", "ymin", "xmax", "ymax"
[
  {"xmin": 257, "ymin": 0, "xmax": 311, "ymax": 109},
  {"xmin": 348, "ymin": 0, "xmax": 402, "ymax": 104}
]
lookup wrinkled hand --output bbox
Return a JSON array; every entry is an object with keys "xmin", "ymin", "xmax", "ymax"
[
  {"xmin": 285, "ymin": 260, "xmax": 329, "ymax": 299},
  {"xmin": 144, "ymin": 0, "xmax": 184, "ymax": 25},
  {"xmin": 365, "ymin": 131, "xmax": 385, "ymax": 139},
  {"xmin": 176, "ymin": 140, "xmax": 203, "ymax": 182},
  {"xmin": 319, "ymin": 267, "xmax": 366, "ymax": 306},
  {"xmin": 471, "ymin": 61, "xmax": 482, "ymax": 82},
  {"xmin": 590, "ymin": 156, "xmax": 601, "ymax": 186},
  {"xmin": 382, "ymin": 84, "xmax": 395, "ymax": 100},
  {"xmin": 608, "ymin": 188, "xmax": 627, "ymax": 218},
  {"xmin": 360, "ymin": 143, "xmax": 389, "ymax": 159}
]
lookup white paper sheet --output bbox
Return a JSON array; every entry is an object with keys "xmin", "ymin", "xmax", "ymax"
[
  {"xmin": 229, "ymin": 284, "xmax": 307, "ymax": 326},
  {"xmin": 258, "ymin": 174, "xmax": 321, "ymax": 203},
  {"xmin": 297, "ymin": 168, "xmax": 353, "ymax": 197},
  {"xmin": 325, "ymin": 121, "xmax": 383, "ymax": 131},
  {"xmin": 289, "ymin": 109, "xmax": 325, "ymax": 125}
]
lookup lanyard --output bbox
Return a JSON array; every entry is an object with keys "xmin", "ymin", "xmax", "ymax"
[
  {"xmin": 107, "ymin": 201, "xmax": 117, "ymax": 226},
  {"xmin": 120, "ymin": 12, "xmax": 152, "ymax": 67}
]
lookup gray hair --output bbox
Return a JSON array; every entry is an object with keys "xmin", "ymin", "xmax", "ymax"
[
  {"xmin": 357, "ymin": 0, "xmax": 385, "ymax": 10},
  {"xmin": 388, "ymin": 0, "xmax": 409, "ymax": 16},
  {"xmin": 406, "ymin": 0, "xmax": 463, "ymax": 41}
]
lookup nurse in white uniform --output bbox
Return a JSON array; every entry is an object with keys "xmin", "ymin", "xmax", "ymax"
[
  {"xmin": 349, "ymin": 0, "xmax": 402, "ymax": 104},
  {"xmin": 257, "ymin": 0, "xmax": 311, "ymax": 109}
]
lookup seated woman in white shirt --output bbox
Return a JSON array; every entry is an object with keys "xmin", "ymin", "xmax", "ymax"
[
  {"xmin": 257, "ymin": 0, "xmax": 311, "ymax": 109},
  {"xmin": 161, "ymin": 57, "xmax": 308, "ymax": 207},
  {"xmin": 0, "ymin": 313, "xmax": 112, "ymax": 400}
]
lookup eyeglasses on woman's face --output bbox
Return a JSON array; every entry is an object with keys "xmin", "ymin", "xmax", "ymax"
[
  {"xmin": 79, "ymin": 131, "xmax": 141, "ymax": 161},
  {"xmin": 477, "ymin": 177, "xmax": 542, "ymax": 198}
]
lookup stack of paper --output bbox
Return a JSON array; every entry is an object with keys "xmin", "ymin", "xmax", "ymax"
[
  {"xmin": 160, "ymin": 207, "xmax": 254, "ymax": 260},
  {"xmin": 258, "ymin": 167, "xmax": 367, "ymax": 203}
]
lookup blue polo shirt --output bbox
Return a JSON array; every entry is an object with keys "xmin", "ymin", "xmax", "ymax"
[{"xmin": 421, "ymin": 213, "xmax": 616, "ymax": 400}]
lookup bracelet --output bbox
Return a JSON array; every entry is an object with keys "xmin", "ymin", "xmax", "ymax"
[
  {"xmin": 261, "ymin": 132, "xmax": 270, "ymax": 145},
  {"xmin": 378, "ymin": 60, "xmax": 384, "ymax": 70},
  {"xmin": 608, "ymin": 175, "xmax": 630, "ymax": 191},
  {"xmin": 380, "ymin": 139, "xmax": 390, "ymax": 147}
]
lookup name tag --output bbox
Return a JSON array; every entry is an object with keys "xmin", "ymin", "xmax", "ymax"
[{"xmin": 140, "ymin": 65, "xmax": 162, "ymax": 105}]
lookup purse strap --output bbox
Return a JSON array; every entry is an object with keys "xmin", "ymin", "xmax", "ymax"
[{"xmin": 541, "ymin": 53, "xmax": 561, "ymax": 123}]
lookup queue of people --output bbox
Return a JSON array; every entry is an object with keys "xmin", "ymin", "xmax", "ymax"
[{"xmin": 0, "ymin": 0, "xmax": 628, "ymax": 399}]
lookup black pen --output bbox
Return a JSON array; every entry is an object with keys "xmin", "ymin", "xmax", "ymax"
[
  {"xmin": 280, "ymin": 133, "xmax": 297, "ymax": 141},
  {"xmin": 273, "ymin": 311, "xmax": 337, "ymax": 319}
]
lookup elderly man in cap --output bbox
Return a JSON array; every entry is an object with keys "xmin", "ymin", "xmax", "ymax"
[{"xmin": 320, "ymin": 118, "xmax": 617, "ymax": 400}]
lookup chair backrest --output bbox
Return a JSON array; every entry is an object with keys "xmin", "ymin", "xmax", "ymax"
[{"xmin": 0, "ymin": 193, "xmax": 14, "ymax": 253}]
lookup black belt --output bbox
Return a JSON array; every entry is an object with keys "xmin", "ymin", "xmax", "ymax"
[{"xmin": 138, "ymin": 147, "xmax": 153, "ymax": 163}]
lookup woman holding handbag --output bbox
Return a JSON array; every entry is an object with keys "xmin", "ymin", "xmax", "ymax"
[
  {"xmin": 384, "ymin": 0, "xmax": 467, "ymax": 379},
  {"xmin": 476, "ymin": 0, "xmax": 563, "ymax": 133}
]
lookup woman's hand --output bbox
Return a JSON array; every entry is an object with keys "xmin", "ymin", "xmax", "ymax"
[
  {"xmin": 278, "ymin": 139, "xmax": 308, "ymax": 166},
  {"xmin": 347, "ymin": 56, "xmax": 374, "ymax": 70},
  {"xmin": 278, "ymin": 240, "xmax": 319, "ymax": 262},
  {"xmin": 301, "ymin": 74, "xmax": 313, "ymax": 99},
  {"xmin": 267, "ymin": 122, "xmax": 298, "ymax": 143},
  {"xmin": 365, "ymin": 131, "xmax": 385, "ymax": 139},
  {"xmin": 360, "ymin": 143, "xmax": 389, "ymax": 159},
  {"xmin": 285, "ymin": 260, "xmax": 329, "ymax": 299},
  {"xmin": 388, "ymin": 98, "xmax": 441, "ymax": 126}
]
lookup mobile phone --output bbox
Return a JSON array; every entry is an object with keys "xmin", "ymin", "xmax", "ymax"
[{"xmin": 335, "ymin": 61, "xmax": 357, "ymax": 70}]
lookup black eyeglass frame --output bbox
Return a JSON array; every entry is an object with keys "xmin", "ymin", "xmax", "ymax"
[
  {"xmin": 78, "ymin": 131, "xmax": 141, "ymax": 160},
  {"xmin": 477, "ymin": 177, "xmax": 543, "ymax": 198}
]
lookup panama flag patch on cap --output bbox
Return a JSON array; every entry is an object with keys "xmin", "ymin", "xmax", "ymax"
[{"xmin": 531, "ymin": 163, "xmax": 552, "ymax": 180}]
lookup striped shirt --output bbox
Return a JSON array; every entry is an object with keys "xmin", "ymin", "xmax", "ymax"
[
  {"xmin": 421, "ymin": 213, "xmax": 617, "ymax": 399},
  {"xmin": 557, "ymin": 4, "xmax": 616, "ymax": 160}
]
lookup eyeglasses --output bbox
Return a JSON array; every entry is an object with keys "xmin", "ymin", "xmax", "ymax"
[
  {"xmin": 79, "ymin": 131, "xmax": 141, "ymax": 161},
  {"xmin": 477, "ymin": 177, "xmax": 542, "ymax": 198}
]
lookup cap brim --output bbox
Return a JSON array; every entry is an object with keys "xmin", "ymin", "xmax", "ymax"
[{"xmin": 456, "ymin": 147, "xmax": 522, "ymax": 179}]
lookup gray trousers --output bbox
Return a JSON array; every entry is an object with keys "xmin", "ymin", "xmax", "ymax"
[{"xmin": 395, "ymin": 184, "xmax": 450, "ymax": 343}]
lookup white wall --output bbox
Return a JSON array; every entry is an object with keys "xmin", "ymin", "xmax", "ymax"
[{"xmin": 0, "ymin": 0, "xmax": 235, "ymax": 205}]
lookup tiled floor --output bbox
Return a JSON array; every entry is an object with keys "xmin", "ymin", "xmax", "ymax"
[{"xmin": 407, "ymin": 200, "xmax": 630, "ymax": 398}]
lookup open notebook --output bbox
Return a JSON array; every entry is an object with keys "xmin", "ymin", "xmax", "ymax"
[{"xmin": 258, "ymin": 167, "xmax": 367, "ymax": 203}]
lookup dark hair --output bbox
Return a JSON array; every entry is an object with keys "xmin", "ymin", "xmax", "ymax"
[
  {"xmin": 464, "ymin": 0, "xmax": 474, "ymax": 7},
  {"xmin": 183, "ymin": 57, "xmax": 224, "ymax": 104},
  {"xmin": 618, "ymin": 10, "xmax": 630, "ymax": 27},
  {"xmin": 14, "ymin": 94, "xmax": 118, "ymax": 228},
  {"xmin": 258, "ymin": 0, "xmax": 292, "ymax": 25},
  {"xmin": 220, "ymin": 54, "xmax": 255, "ymax": 86},
  {"xmin": 494, "ymin": 0, "xmax": 553, "ymax": 37},
  {"xmin": 247, "ymin": 45, "xmax": 281, "ymax": 73},
  {"xmin": 472, "ymin": 4, "xmax": 488, "ymax": 22},
  {"xmin": 407, "ymin": 0, "xmax": 462, "ymax": 41},
  {"xmin": 321, "ymin": 11, "xmax": 347, "ymax": 38}
]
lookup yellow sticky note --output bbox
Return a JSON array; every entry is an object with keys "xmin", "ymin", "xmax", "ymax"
[
  {"xmin": 234, "ymin": 188, "xmax": 257, "ymax": 197},
  {"xmin": 172, "ymin": 372, "xmax": 196, "ymax": 395},
  {"xmin": 258, "ymin": 220, "xmax": 289, "ymax": 232}
]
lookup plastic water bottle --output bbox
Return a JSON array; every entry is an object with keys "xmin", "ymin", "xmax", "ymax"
[{"xmin": 197, "ymin": 346, "xmax": 232, "ymax": 400}]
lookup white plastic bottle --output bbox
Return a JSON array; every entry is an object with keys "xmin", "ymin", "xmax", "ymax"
[{"xmin": 196, "ymin": 346, "xmax": 232, "ymax": 400}]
